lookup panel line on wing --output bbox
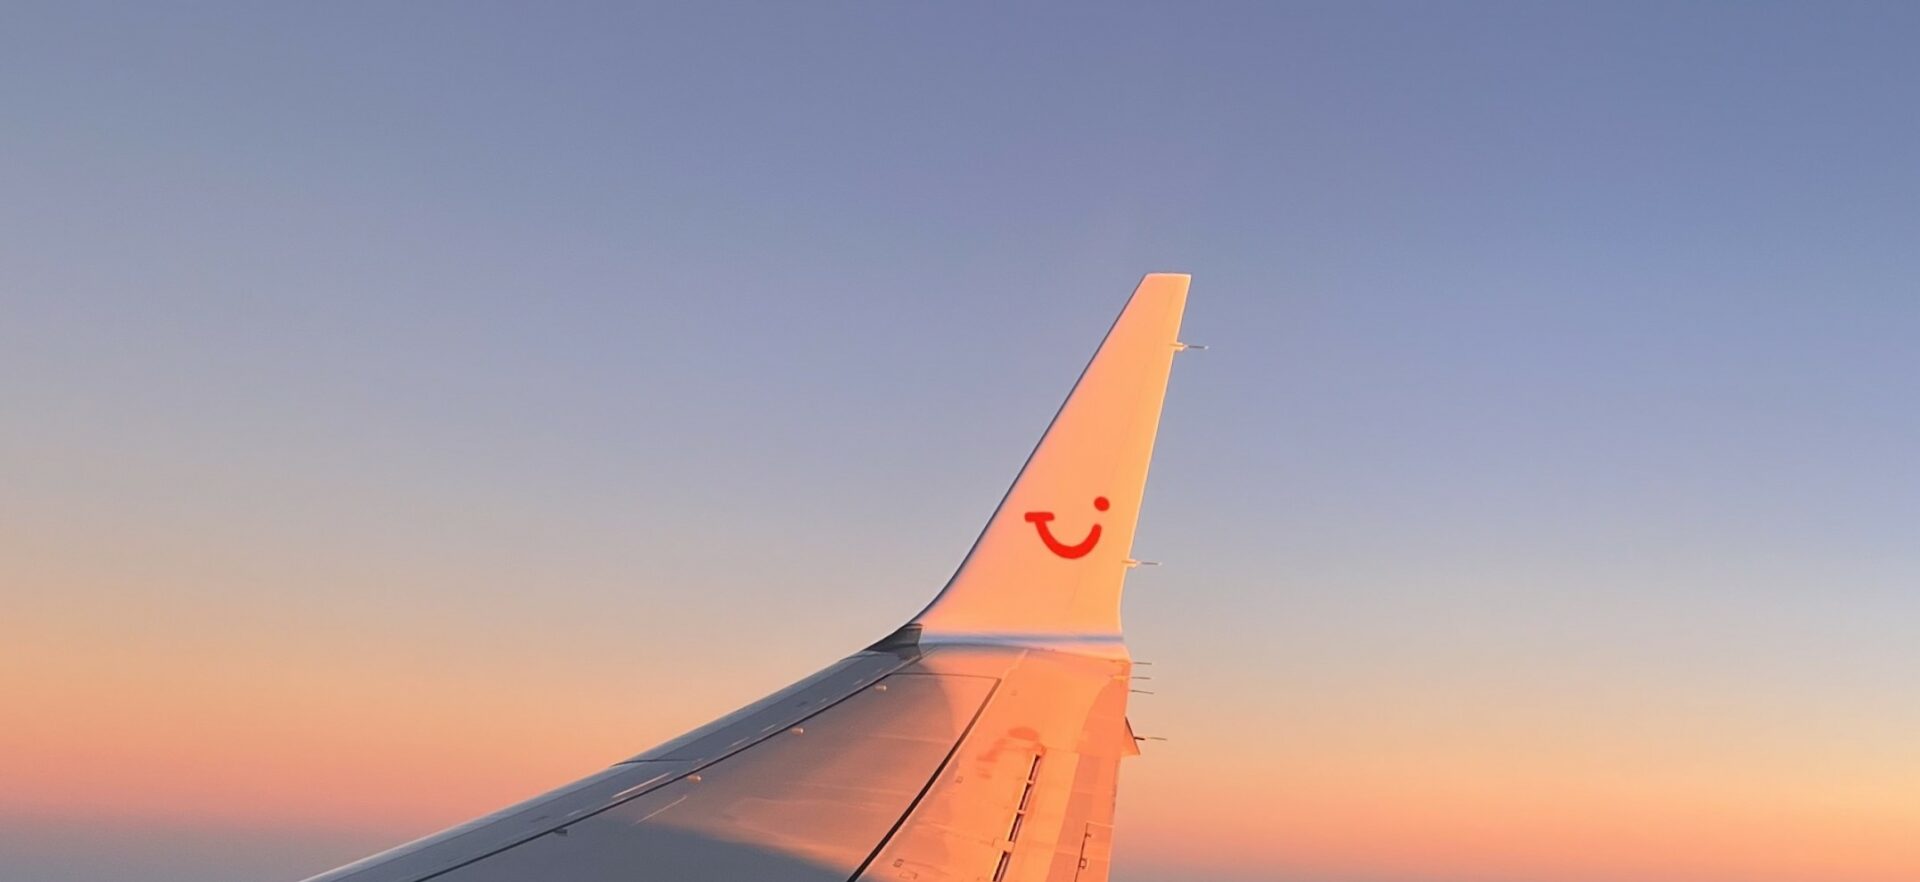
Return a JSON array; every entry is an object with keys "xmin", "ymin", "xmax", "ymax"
[
  {"xmin": 992, "ymin": 752, "xmax": 1045, "ymax": 881},
  {"xmin": 406, "ymin": 653, "xmax": 925, "ymax": 882},
  {"xmin": 842, "ymin": 675, "xmax": 1004, "ymax": 882}
]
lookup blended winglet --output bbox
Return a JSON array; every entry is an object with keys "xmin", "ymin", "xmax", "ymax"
[{"xmin": 909, "ymin": 273, "xmax": 1190, "ymax": 646}]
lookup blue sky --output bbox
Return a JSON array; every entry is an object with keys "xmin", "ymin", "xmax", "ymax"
[{"xmin": 3, "ymin": 4, "xmax": 1918, "ymax": 881}]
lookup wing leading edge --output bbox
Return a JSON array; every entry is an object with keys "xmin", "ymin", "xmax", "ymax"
[{"xmin": 303, "ymin": 274, "xmax": 1191, "ymax": 882}]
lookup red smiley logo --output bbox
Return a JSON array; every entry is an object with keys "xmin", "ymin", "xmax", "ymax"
[{"xmin": 1024, "ymin": 496, "xmax": 1109, "ymax": 559}]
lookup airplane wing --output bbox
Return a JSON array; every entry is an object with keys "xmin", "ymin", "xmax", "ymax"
[{"xmin": 304, "ymin": 273, "xmax": 1191, "ymax": 882}]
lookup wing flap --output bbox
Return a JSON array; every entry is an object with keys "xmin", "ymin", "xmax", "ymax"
[{"xmin": 859, "ymin": 646, "xmax": 1134, "ymax": 882}]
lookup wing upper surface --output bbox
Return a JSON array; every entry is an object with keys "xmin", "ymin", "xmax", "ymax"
[
  {"xmin": 303, "ymin": 646, "xmax": 1130, "ymax": 882},
  {"xmin": 302, "ymin": 652, "xmax": 916, "ymax": 882}
]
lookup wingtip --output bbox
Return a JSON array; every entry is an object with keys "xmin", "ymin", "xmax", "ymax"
[
  {"xmin": 1135, "ymin": 273, "xmax": 1192, "ymax": 309},
  {"xmin": 907, "ymin": 272, "xmax": 1189, "ymax": 649}
]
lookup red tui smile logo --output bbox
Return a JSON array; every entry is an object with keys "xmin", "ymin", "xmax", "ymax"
[{"xmin": 1024, "ymin": 496, "xmax": 1109, "ymax": 559}]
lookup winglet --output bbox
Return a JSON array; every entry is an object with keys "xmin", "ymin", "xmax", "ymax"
[{"xmin": 905, "ymin": 274, "xmax": 1189, "ymax": 648}]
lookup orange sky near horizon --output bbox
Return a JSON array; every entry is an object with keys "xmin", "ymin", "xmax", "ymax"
[{"xmin": 9, "ymin": 588, "xmax": 1918, "ymax": 882}]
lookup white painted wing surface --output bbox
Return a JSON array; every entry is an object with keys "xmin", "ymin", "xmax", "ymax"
[{"xmin": 302, "ymin": 274, "xmax": 1189, "ymax": 882}]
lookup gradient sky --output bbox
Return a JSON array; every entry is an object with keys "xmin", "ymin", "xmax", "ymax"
[{"xmin": 4, "ymin": 3, "xmax": 1919, "ymax": 881}]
